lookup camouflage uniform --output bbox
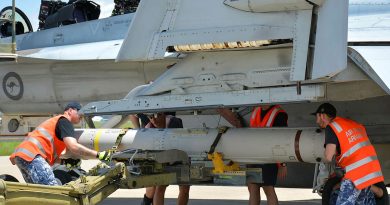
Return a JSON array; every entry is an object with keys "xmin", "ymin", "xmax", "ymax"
[
  {"xmin": 14, "ymin": 155, "xmax": 59, "ymax": 186},
  {"xmin": 331, "ymin": 179, "xmax": 375, "ymax": 205},
  {"xmin": 330, "ymin": 187, "xmax": 340, "ymax": 205}
]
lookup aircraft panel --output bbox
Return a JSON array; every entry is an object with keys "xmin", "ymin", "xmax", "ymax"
[
  {"xmin": 310, "ymin": 0, "xmax": 348, "ymax": 79},
  {"xmin": 0, "ymin": 13, "xmax": 132, "ymax": 51},
  {"xmin": 348, "ymin": 46, "xmax": 390, "ymax": 95},
  {"xmin": 171, "ymin": 0, "xmax": 300, "ymax": 30},
  {"xmin": 348, "ymin": 0, "xmax": 390, "ymax": 42},
  {"xmin": 349, "ymin": 13, "xmax": 390, "ymax": 42},
  {"xmin": 19, "ymin": 40, "xmax": 123, "ymax": 60},
  {"xmin": 0, "ymin": 58, "xmax": 176, "ymax": 114},
  {"xmin": 117, "ymin": 0, "xmax": 312, "ymax": 61}
]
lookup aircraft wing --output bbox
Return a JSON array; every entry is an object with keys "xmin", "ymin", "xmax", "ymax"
[
  {"xmin": 348, "ymin": 2, "xmax": 390, "ymax": 42},
  {"xmin": 0, "ymin": 13, "xmax": 133, "ymax": 61},
  {"xmin": 348, "ymin": 46, "xmax": 390, "ymax": 95},
  {"xmin": 17, "ymin": 40, "xmax": 123, "ymax": 60},
  {"xmin": 116, "ymin": 0, "xmax": 348, "ymax": 82}
]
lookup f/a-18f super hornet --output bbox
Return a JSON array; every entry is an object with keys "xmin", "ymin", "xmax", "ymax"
[
  {"xmin": 0, "ymin": 0, "xmax": 390, "ymax": 204},
  {"xmin": 80, "ymin": 0, "xmax": 390, "ymax": 200}
]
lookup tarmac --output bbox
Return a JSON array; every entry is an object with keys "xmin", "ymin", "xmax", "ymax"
[
  {"xmin": 1, "ymin": 156, "xmax": 390, "ymax": 204},
  {"xmin": 0, "ymin": 156, "xmax": 323, "ymax": 205}
]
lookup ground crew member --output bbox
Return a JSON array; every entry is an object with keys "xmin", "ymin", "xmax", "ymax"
[
  {"xmin": 248, "ymin": 105, "xmax": 288, "ymax": 205},
  {"xmin": 9, "ymin": 102, "xmax": 112, "ymax": 185},
  {"xmin": 141, "ymin": 112, "xmax": 190, "ymax": 205},
  {"xmin": 313, "ymin": 103, "xmax": 384, "ymax": 204}
]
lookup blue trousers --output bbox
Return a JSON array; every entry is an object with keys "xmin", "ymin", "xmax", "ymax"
[
  {"xmin": 14, "ymin": 155, "xmax": 59, "ymax": 186},
  {"xmin": 330, "ymin": 179, "xmax": 375, "ymax": 205}
]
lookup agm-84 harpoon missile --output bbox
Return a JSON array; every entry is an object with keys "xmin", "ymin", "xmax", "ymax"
[{"xmin": 76, "ymin": 127, "xmax": 325, "ymax": 164}]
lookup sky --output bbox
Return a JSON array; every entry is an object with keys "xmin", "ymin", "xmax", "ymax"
[{"xmin": 0, "ymin": 0, "xmax": 115, "ymax": 31}]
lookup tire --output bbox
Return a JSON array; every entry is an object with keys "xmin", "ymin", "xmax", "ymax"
[
  {"xmin": 0, "ymin": 174, "xmax": 19, "ymax": 182},
  {"xmin": 322, "ymin": 178, "xmax": 389, "ymax": 205},
  {"xmin": 53, "ymin": 170, "xmax": 73, "ymax": 185}
]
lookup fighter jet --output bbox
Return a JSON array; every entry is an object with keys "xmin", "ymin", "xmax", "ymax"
[
  {"xmin": 0, "ymin": 0, "xmax": 389, "ymax": 193},
  {"xmin": 77, "ymin": 0, "xmax": 390, "ymax": 190}
]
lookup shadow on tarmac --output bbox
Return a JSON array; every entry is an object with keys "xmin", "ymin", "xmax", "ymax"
[{"xmin": 100, "ymin": 198, "xmax": 322, "ymax": 205}]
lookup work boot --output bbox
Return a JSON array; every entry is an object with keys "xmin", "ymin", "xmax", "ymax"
[{"xmin": 141, "ymin": 194, "xmax": 153, "ymax": 205}]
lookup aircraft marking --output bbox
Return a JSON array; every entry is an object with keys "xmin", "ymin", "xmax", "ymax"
[{"xmin": 2, "ymin": 72, "xmax": 24, "ymax": 100}]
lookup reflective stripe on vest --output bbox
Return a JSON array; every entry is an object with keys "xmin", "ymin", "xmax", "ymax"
[
  {"xmin": 345, "ymin": 156, "xmax": 378, "ymax": 172},
  {"xmin": 251, "ymin": 107, "xmax": 260, "ymax": 120},
  {"xmin": 250, "ymin": 107, "xmax": 259, "ymax": 127},
  {"xmin": 250, "ymin": 105, "xmax": 284, "ymax": 128},
  {"xmin": 13, "ymin": 147, "xmax": 36, "ymax": 159},
  {"xmin": 10, "ymin": 115, "xmax": 67, "ymax": 165},
  {"xmin": 37, "ymin": 127, "xmax": 58, "ymax": 160},
  {"xmin": 24, "ymin": 137, "xmax": 46, "ymax": 155},
  {"xmin": 265, "ymin": 107, "xmax": 282, "ymax": 127},
  {"xmin": 330, "ymin": 117, "xmax": 384, "ymax": 189},
  {"xmin": 330, "ymin": 121, "xmax": 343, "ymax": 133},
  {"xmin": 338, "ymin": 140, "xmax": 371, "ymax": 163},
  {"xmin": 354, "ymin": 171, "xmax": 383, "ymax": 187},
  {"xmin": 11, "ymin": 137, "xmax": 46, "ymax": 160}
]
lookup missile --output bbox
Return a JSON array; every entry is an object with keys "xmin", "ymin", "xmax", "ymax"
[
  {"xmin": 76, "ymin": 127, "xmax": 325, "ymax": 164},
  {"xmin": 223, "ymin": 0, "xmax": 315, "ymax": 13}
]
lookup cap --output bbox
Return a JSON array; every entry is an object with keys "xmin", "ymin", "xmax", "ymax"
[
  {"xmin": 64, "ymin": 101, "xmax": 82, "ymax": 111},
  {"xmin": 312, "ymin": 103, "xmax": 337, "ymax": 117}
]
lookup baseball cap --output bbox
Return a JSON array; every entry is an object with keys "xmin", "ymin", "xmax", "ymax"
[
  {"xmin": 64, "ymin": 101, "xmax": 82, "ymax": 111},
  {"xmin": 311, "ymin": 103, "xmax": 337, "ymax": 117}
]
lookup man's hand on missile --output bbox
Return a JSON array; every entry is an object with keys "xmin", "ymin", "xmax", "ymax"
[{"xmin": 97, "ymin": 150, "xmax": 112, "ymax": 162}]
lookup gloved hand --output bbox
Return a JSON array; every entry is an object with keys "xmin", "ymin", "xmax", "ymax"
[{"xmin": 97, "ymin": 150, "xmax": 112, "ymax": 161}]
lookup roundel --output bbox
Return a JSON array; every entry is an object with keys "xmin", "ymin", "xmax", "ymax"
[{"xmin": 2, "ymin": 72, "xmax": 24, "ymax": 100}]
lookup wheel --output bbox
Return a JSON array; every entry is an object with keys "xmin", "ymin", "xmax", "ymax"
[
  {"xmin": 0, "ymin": 174, "xmax": 19, "ymax": 182},
  {"xmin": 53, "ymin": 170, "xmax": 73, "ymax": 185}
]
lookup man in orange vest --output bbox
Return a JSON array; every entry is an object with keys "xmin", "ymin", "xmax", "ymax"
[
  {"xmin": 248, "ymin": 105, "xmax": 288, "ymax": 205},
  {"xmin": 10, "ymin": 102, "xmax": 112, "ymax": 185},
  {"xmin": 313, "ymin": 103, "xmax": 385, "ymax": 204}
]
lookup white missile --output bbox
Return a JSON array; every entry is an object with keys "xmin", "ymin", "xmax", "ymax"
[
  {"xmin": 223, "ymin": 0, "xmax": 318, "ymax": 13},
  {"xmin": 77, "ymin": 128, "xmax": 325, "ymax": 164}
]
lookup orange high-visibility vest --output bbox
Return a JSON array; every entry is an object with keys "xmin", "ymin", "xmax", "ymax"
[
  {"xmin": 329, "ymin": 117, "xmax": 384, "ymax": 190},
  {"xmin": 250, "ymin": 105, "xmax": 286, "ymax": 128},
  {"xmin": 10, "ymin": 115, "xmax": 68, "ymax": 166}
]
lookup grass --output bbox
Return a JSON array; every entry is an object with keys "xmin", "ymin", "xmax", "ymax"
[{"xmin": 0, "ymin": 141, "xmax": 21, "ymax": 156}]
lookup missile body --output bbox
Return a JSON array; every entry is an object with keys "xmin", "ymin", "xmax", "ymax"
[{"xmin": 77, "ymin": 127, "xmax": 325, "ymax": 164}]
